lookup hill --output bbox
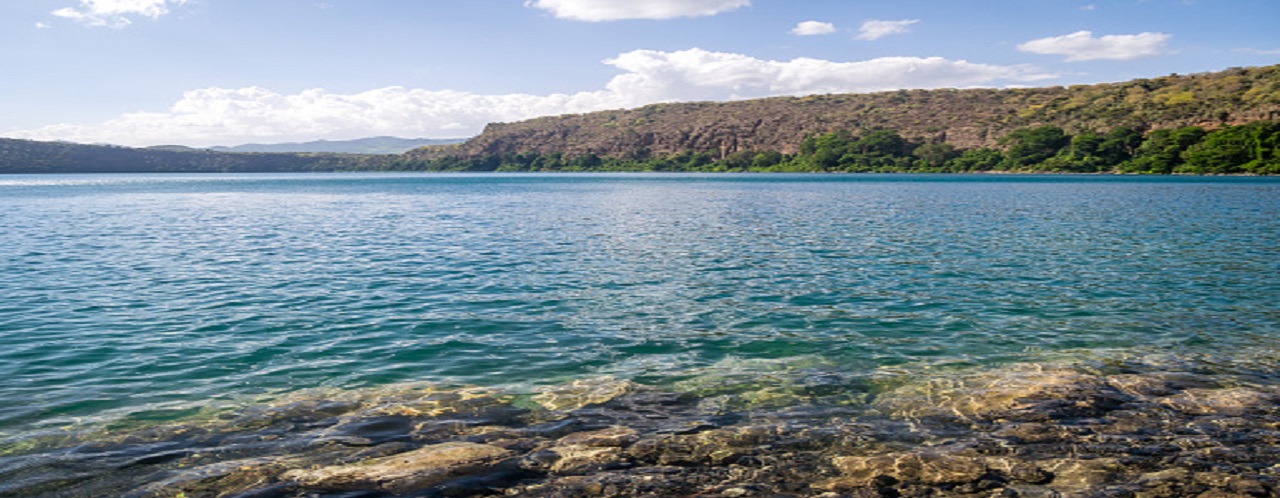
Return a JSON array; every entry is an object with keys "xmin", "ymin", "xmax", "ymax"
[
  {"xmin": 0, "ymin": 139, "xmax": 407, "ymax": 174},
  {"xmin": 4, "ymin": 64, "xmax": 1279, "ymax": 174},
  {"xmin": 209, "ymin": 136, "xmax": 465, "ymax": 155},
  {"xmin": 406, "ymin": 64, "xmax": 1280, "ymax": 173}
]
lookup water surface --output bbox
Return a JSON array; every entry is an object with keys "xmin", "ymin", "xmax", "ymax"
[{"xmin": 2, "ymin": 173, "xmax": 1278, "ymax": 433}]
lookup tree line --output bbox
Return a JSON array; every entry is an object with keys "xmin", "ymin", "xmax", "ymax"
[
  {"xmin": 416, "ymin": 121, "xmax": 1280, "ymax": 175},
  {"xmin": 4, "ymin": 120, "xmax": 1278, "ymax": 175}
]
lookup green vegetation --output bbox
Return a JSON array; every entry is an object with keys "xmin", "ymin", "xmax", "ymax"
[
  {"xmin": 410, "ymin": 121, "xmax": 1280, "ymax": 175},
  {"xmin": 4, "ymin": 121, "xmax": 1278, "ymax": 175},
  {"xmin": 0, "ymin": 139, "xmax": 411, "ymax": 174}
]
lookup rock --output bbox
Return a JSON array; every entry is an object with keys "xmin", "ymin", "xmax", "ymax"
[
  {"xmin": 1107, "ymin": 374, "xmax": 1182, "ymax": 398},
  {"xmin": 988, "ymin": 458, "xmax": 1055, "ymax": 485},
  {"xmin": 993, "ymin": 422, "xmax": 1073, "ymax": 444},
  {"xmin": 507, "ymin": 470, "xmax": 702, "ymax": 497},
  {"xmin": 322, "ymin": 415, "xmax": 415, "ymax": 446},
  {"xmin": 871, "ymin": 366, "xmax": 1130, "ymax": 422},
  {"xmin": 557, "ymin": 426, "xmax": 640, "ymax": 448},
  {"xmin": 1194, "ymin": 472, "xmax": 1270, "ymax": 496},
  {"xmin": 1196, "ymin": 491, "xmax": 1255, "ymax": 498},
  {"xmin": 548, "ymin": 445, "xmax": 626, "ymax": 473},
  {"xmin": 1160, "ymin": 388, "xmax": 1279, "ymax": 416},
  {"xmin": 1137, "ymin": 468, "xmax": 1200, "ymax": 497},
  {"xmin": 533, "ymin": 378, "xmax": 639, "ymax": 411},
  {"xmin": 1002, "ymin": 484, "xmax": 1064, "ymax": 498},
  {"xmin": 626, "ymin": 427, "xmax": 777, "ymax": 468},
  {"xmin": 1228, "ymin": 479, "xmax": 1269, "ymax": 496},
  {"xmin": 1040, "ymin": 458, "xmax": 1124, "ymax": 492},
  {"xmin": 283, "ymin": 441, "xmax": 513, "ymax": 492},
  {"xmin": 830, "ymin": 450, "xmax": 988, "ymax": 487},
  {"xmin": 520, "ymin": 427, "xmax": 643, "ymax": 474}
]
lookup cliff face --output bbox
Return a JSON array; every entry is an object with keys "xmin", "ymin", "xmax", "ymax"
[{"xmin": 410, "ymin": 65, "xmax": 1280, "ymax": 160}]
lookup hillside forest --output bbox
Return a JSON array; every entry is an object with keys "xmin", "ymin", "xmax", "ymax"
[{"xmin": 418, "ymin": 121, "xmax": 1280, "ymax": 175}]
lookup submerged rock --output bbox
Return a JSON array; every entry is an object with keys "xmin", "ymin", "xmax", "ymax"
[
  {"xmin": 532, "ymin": 377, "xmax": 639, "ymax": 411},
  {"xmin": 1039, "ymin": 458, "xmax": 1126, "ymax": 492},
  {"xmin": 871, "ymin": 365, "xmax": 1130, "ymax": 422},
  {"xmin": 10, "ymin": 358, "xmax": 1280, "ymax": 498},
  {"xmin": 557, "ymin": 425, "xmax": 641, "ymax": 448},
  {"xmin": 546, "ymin": 445, "xmax": 627, "ymax": 474},
  {"xmin": 826, "ymin": 449, "xmax": 989, "ymax": 488},
  {"xmin": 1159, "ymin": 387, "xmax": 1279, "ymax": 416},
  {"xmin": 282, "ymin": 441, "xmax": 513, "ymax": 492},
  {"xmin": 531, "ymin": 426, "xmax": 640, "ymax": 474}
]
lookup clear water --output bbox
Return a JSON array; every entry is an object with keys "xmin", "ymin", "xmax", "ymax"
[{"xmin": 2, "ymin": 173, "xmax": 1278, "ymax": 436}]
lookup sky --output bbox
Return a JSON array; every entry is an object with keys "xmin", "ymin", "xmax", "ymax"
[{"xmin": 2, "ymin": 0, "xmax": 1278, "ymax": 147}]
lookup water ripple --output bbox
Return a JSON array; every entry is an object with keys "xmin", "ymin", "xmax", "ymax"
[{"xmin": 1, "ymin": 173, "xmax": 1278, "ymax": 433}]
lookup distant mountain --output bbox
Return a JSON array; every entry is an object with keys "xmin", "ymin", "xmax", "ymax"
[
  {"xmin": 147, "ymin": 145, "xmax": 203, "ymax": 152},
  {"xmin": 209, "ymin": 137, "xmax": 466, "ymax": 155},
  {"xmin": 0, "ymin": 139, "xmax": 404, "ymax": 174}
]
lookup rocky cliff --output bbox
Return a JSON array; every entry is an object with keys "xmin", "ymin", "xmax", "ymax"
[{"xmin": 409, "ymin": 64, "xmax": 1280, "ymax": 160}]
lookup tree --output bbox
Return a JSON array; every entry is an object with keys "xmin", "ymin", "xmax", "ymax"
[
  {"xmin": 718, "ymin": 150, "xmax": 757, "ymax": 171},
  {"xmin": 947, "ymin": 148, "xmax": 1004, "ymax": 172},
  {"xmin": 1000, "ymin": 126, "xmax": 1070, "ymax": 170},
  {"xmin": 853, "ymin": 129, "xmax": 910, "ymax": 157},
  {"xmin": 912, "ymin": 143, "xmax": 959, "ymax": 171},
  {"xmin": 750, "ymin": 150, "xmax": 785, "ymax": 170},
  {"xmin": 1099, "ymin": 126, "xmax": 1144, "ymax": 164},
  {"xmin": 1044, "ymin": 131, "xmax": 1107, "ymax": 172},
  {"xmin": 1181, "ymin": 121, "xmax": 1280, "ymax": 174},
  {"xmin": 1119, "ymin": 126, "xmax": 1206, "ymax": 174}
]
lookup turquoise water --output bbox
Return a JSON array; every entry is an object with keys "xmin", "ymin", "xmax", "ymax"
[{"xmin": 2, "ymin": 173, "xmax": 1278, "ymax": 435}]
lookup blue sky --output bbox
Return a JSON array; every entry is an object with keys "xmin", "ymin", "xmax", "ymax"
[{"xmin": 2, "ymin": 0, "xmax": 1278, "ymax": 147}]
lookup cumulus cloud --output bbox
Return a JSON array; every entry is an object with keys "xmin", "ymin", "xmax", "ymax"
[
  {"xmin": 52, "ymin": 0, "xmax": 188, "ymax": 27},
  {"xmin": 6, "ymin": 48, "xmax": 1052, "ymax": 147},
  {"xmin": 791, "ymin": 20, "xmax": 836, "ymax": 36},
  {"xmin": 526, "ymin": 0, "xmax": 749, "ymax": 21},
  {"xmin": 856, "ymin": 19, "xmax": 919, "ymax": 41},
  {"xmin": 600, "ymin": 49, "xmax": 1050, "ymax": 103},
  {"xmin": 1017, "ymin": 30, "xmax": 1172, "ymax": 61}
]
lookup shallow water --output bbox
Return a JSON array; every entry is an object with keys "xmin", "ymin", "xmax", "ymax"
[{"xmin": 2, "ymin": 173, "xmax": 1279, "ymax": 496}]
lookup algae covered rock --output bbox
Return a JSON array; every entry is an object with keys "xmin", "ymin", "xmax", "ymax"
[{"xmin": 283, "ymin": 441, "xmax": 513, "ymax": 492}]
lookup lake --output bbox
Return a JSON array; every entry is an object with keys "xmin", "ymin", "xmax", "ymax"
[{"xmin": 3, "ymin": 173, "xmax": 1279, "ymax": 496}]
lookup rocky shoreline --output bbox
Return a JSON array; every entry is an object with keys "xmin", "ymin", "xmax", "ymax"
[{"xmin": 3, "ymin": 355, "xmax": 1279, "ymax": 497}]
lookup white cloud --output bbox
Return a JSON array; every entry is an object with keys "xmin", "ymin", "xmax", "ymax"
[
  {"xmin": 5, "ymin": 48, "xmax": 1052, "ymax": 147},
  {"xmin": 52, "ymin": 0, "xmax": 188, "ymax": 28},
  {"xmin": 35, "ymin": 22, "xmax": 52, "ymax": 29},
  {"xmin": 1235, "ymin": 47, "xmax": 1280, "ymax": 56},
  {"xmin": 600, "ymin": 49, "xmax": 1051, "ymax": 103},
  {"xmin": 856, "ymin": 19, "xmax": 919, "ymax": 41},
  {"xmin": 1017, "ymin": 30, "xmax": 1172, "ymax": 61},
  {"xmin": 526, "ymin": 0, "xmax": 748, "ymax": 21},
  {"xmin": 791, "ymin": 20, "xmax": 836, "ymax": 36}
]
